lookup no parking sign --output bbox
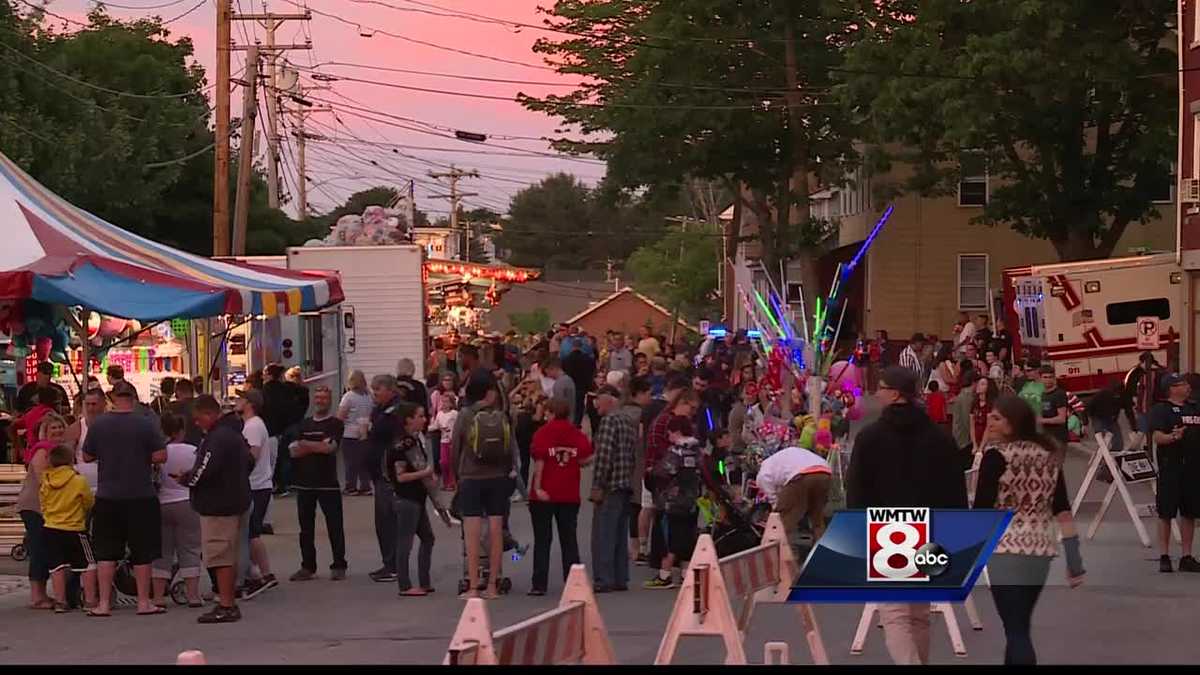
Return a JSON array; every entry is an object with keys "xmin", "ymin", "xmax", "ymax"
[{"xmin": 1136, "ymin": 316, "xmax": 1160, "ymax": 350}]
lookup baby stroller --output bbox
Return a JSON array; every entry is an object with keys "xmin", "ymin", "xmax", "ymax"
[
  {"xmin": 449, "ymin": 493, "xmax": 527, "ymax": 595},
  {"xmin": 706, "ymin": 474, "xmax": 768, "ymax": 558}
]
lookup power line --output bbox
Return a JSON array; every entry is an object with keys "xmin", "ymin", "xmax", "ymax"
[
  {"xmin": 277, "ymin": 0, "xmax": 558, "ymax": 71},
  {"xmin": 0, "ymin": 31, "xmax": 216, "ymax": 99},
  {"xmin": 296, "ymin": 96, "xmax": 607, "ymax": 164},
  {"xmin": 287, "ymin": 68, "xmax": 791, "ymax": 111},
  {"xmin": 296, "ymin": 59, "xmax": 819, "ymax": 95},
  {"xmin": 350, "ymin": 0, "xmax": 789, "ymax": 45},
  {"xmin": 14, "ymin": 0, "xmax": 208, "ymax": 27},
  {"xmin": 91, "ymin": 0, "xmax": 194, "ymax": 9}
]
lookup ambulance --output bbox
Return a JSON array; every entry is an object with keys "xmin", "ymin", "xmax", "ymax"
[{"xmin": 1002, "ymin": 253, "xmax": 1184, "ymax": 393}]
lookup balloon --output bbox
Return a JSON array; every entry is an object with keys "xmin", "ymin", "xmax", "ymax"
[
  {"xmin": 829, "ymin": 361, "xmax": 862, "ymax": 391},
  {"xmin": 86, "ymin": 312, "xmax": 100, "ymax": 339},
  {"xmin": 798, "ymin": 424, "xmax": 817, "ymax": 451}
]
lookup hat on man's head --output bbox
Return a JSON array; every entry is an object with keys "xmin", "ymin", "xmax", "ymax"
[
  {"xmin": 36, "ymin": 361, "xmax": 54, "ymax": 376},
  {"xmin": 880, "ymin": 366, "xmax": 919, "ymax": 400},
  {"xmin": 110, "ymin": 380, "xmax": 138, "ymax": 398},
  {"xmin": 1161, "ymin": 373, "xmax": 1187, "ymax": 392}
]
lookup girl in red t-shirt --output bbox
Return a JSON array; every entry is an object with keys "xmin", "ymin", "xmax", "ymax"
[{"xmin": 528, "ymin": 398, "xmax": 594, "ymax": 595}]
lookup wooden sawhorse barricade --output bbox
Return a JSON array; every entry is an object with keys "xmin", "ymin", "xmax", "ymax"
[
  {"xmin": 656, "ymin": 512, "xmax": 829, "ymax": 665},
  {"xmin": 443, "ymin": 564, "xmax": 615, "ymax": 665},
  {"xmin": 849, "ymin": 599, "xmax": 983, "ymax": 658}
]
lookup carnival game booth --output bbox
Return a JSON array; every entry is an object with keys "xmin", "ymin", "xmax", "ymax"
[
  {"xmin": 0, "ymin": 151, "xmax": 343, "ymax": 404},
  {"xmin": 425, "ymin": 259, "xmax": 540, "ymax": 336}
]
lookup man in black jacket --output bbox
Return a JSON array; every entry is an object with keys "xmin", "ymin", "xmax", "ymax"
[
  {"xmin": 847, "ymin": 366, "xmax": 968, "ymax": 665},
  {"xmin": 177, "ymin": 395, "xmax": 252, "ymax": 624}
]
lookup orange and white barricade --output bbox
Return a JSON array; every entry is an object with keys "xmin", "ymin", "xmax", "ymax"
[
  {"xmin": 655, "ymin": 512, "xmax": 829, "ymax": 665},
  {"xmin": 443, "ymin": 564, "xmax": 615, "ymax": 665}
]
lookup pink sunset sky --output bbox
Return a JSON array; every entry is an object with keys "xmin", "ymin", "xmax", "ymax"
[{"xmin": 40, "ymin": 0, "xmax": 607, "ymax": 218}]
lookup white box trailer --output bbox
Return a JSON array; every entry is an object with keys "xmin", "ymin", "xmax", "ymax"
[
  {"xmin": 286, "ymin": 245, "xmax": 427, "ymax": 386},
  {"xmin": 1002, "ymin": 253, "xmax": 1184, "ymax": 393}
]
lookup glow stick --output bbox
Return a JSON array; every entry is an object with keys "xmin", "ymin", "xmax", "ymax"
[
  {"xmin": 769, "ymin": 291, "xmax": 796, "ymax": 343},
  {"xmin": 843, "ymin": 205, "xmax": 894, "ymax": 277},
  {"xmin": 753, "ymin": 290, "xmax": 786, "ymax": 338}
]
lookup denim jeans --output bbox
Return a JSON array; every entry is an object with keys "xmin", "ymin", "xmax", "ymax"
[
  {"xmin": 373, "ymin": 479, "xmax": 398, "ymax": 572},
  {"xmin": 394, "ymin": 498, "xmax": 434, "ymax": 591},
  {"xmin": 296, "ymin": 490, "xmax": 347, "ymax": 572},
  {"xmin": 590, "ymin": 490, "xmax": 631, "ymax": 589},
  {"xmin": 237, "ymin": 502, "xmax": 253, "ymax": 584},
  {"xmin": 341, "ymin": 439, "xmax": 372, "ymax": 493},
  {"xmin": 988, "ymin": 553, "xmax": 1052, "ymax": 665},
  {"xmin": 529, "ymin": 501, "xmax": 580, "ymax": 592},
  {"xmin": 1092, "ymin": 417, "xmax": 1124, "ymax": 453}
]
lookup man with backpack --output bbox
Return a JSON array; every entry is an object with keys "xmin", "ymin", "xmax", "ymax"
[{"xmin": 450, "ymin": 379, "xmax": 518, "ymax": 599}]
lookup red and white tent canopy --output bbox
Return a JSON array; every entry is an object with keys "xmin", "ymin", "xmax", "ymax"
[{"xmin": 0, "ymin": 151, "xmax": 342, "ymax": 320}]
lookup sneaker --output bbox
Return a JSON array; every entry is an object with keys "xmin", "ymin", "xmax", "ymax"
[
  {"xmin": 241, "ymin": 576, "xmax": 275, "ymax": 600},
  {"xmin": 1179, "ymin": 555, "xmax": 1200, "ymax": 573},
  {"xmin": 643, "ymin": 576, "xmax": 675, "ymax": 590},
  {"xmin": 261, "ymin": 524, "xmax": 276, "ymax": 535},
  {"xmin": 370, "ymin": 570, "xmax": 398, "ymax": 583},
  {"xmin": 634, "ymin": 554, "xmax": 648, "ymax": 567},
  {"xmin": 1160, "ymin": 555, "xmax": 1174, "ymax": 573},
  {"xmin": 612, "ymin": 585, "xmax": 629, "ymax": 592},
  {"xmin": 198, "ymin": 605, "xmax": 242, "ymax": 624},
  {"xmin": 330, "ymin": 568, "xmax": 347, "ymax": 581},
  {"xmin": 289, "ymin": 569, "xmax": 317, "ymax": 582},
  {"xmin": 594, "ymin": 585, "xmax": 612, "ymax": 593}
]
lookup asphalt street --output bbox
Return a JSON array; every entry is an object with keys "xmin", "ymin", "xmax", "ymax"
[{"xmin": 2, "ymin": 418, "xmax": 1198, "ymax": 664}]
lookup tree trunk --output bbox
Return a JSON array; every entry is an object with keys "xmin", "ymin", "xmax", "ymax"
[{"xmin": 1052, "ymin": 228, "xmax": 1105, "ymax": 262}]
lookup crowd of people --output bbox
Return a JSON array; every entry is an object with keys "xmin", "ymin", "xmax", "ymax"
[{"xmin": 3, "ymin": 314, "xmax": 1197, "ymax": 666}]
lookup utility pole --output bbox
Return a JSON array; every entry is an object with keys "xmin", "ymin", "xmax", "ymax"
[
  {"xmin": 407, "ymin": 179, "xmax": 416, "ymax": 231},
  {"xmin": 233, "ymin": 10, "xmax": 311, "ymax": 209},
  {"xmin": 213, "ymin": 0, "xmax": 232, "ymax": 256},
  {"xmin": 232, "ymin": 47, "xmax": 259, "ymax": 256},
  {"xmin": 287, "ymin": 87, "xmax": 332, "ymax": 220},
  {"xmin": 428, "ymin": 165, "xmax": 478, "ymax": 261}
]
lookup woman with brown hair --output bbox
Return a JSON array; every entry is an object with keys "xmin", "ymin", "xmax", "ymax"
[{"xmin": 974, "ymin": 394, "xmax": 1085, "ymax": 665}]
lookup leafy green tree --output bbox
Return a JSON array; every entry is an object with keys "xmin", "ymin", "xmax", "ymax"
[
  {"xmin": 626, "ymin": 223, "xmax": 720, "ymax": 322},
  {"xmin": 840, "ymin": 0, "xmax": 1176, "ymax": 261},
  {"xmin": 522, "ymin": 1, "xmax": 880, "ymax": 295},
  {"xmin": 0, "ymin": 4, "xmax": 326, "ymax": 256},
  {"xmin": 508, "ymin": 307, "xmax": 552, "ymax": 335}
]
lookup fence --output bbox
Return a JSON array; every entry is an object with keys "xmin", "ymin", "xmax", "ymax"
[
  {"xmin": 1, "ymin": 464, "xmax": 27, "ymax": 558},
  {"xmin": 655, "ymin": 512, "xmax": 829, "ymax": 665},
  {"xmin": 443, "ymin": 563, "xmax": 615, "ymax": 665}
]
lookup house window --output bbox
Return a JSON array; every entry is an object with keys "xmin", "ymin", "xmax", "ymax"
[
  {"xmin": 958, "ymin": 254, "xmax": 989, "ymax": 310},
  {"xmin": 958, "ymin": 152, "xmax": 988, "ymax": 207},
  {"xmin": 1150, "ymin": 164, "xmax": 1174, "ymax": 204},
  {"xmin": 1194, "ymin": 113, "xmax": 1200, "ymax": 177}
]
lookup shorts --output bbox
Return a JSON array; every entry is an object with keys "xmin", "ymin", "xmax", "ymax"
[
  {"xmin": 200, "ymin": 514, "xmax": 244, "ymax": 568},
  {"xmin": 664, "ymin": 512, "xmax": 698, "ymax": 560},
  {"xmin": 93, "ymin": 497, "xmax": 162, "ymax": 565},
  {"xmin": 249, "ymin": 489, "xmax": 272, "ymax": 539},
  {"xmin": 641, "ymin": 486, "xmax": 654, "ymax": 509},
  {"xmin": 43, "ymin": 527, "xmax": 96, "ymax": 573},
  {"xmin": 1156, "ymin": 449, "xmax": 1200, "ymax": 520},
  {"xmin": 456, "ymin": 477, "xmax": 511, "ymax": 518}
]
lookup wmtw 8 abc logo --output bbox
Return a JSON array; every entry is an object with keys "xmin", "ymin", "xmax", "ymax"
[{"xmin": 866, "ymin": 507, "xmax": 951, "ymax": 582}]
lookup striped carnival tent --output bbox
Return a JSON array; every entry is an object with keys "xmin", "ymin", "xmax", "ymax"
[{"xmin": 0, "ymin": 151, "xmax": 342, "ymax": 320}]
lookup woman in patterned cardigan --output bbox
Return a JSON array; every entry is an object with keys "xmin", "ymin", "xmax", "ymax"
[{"xmin": 974, "ymin": 395, "xmax": 1086, "ymax": 665}]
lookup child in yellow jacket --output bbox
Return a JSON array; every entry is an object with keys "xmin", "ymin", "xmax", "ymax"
[{"xmin": 39, "ymin": 444, "xmax": 98, "ymax": 612}]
